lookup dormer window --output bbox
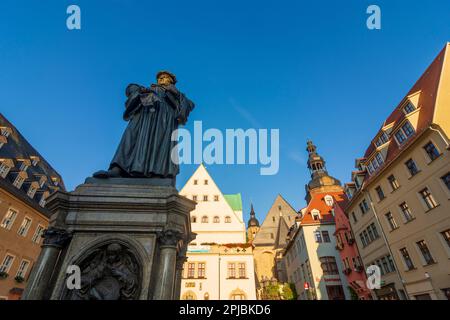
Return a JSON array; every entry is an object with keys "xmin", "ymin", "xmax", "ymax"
[
  {"xmin": 51, "ymin": 177, "xmax": 59, "ymax": 186},
  {"xmin": 30, "ymin": 156, "xmax": 40, "ymax": 166},
  {"xmin": 374, "ymin": 132, "xmax": 389, "ymax": 147},
  {"xmin": 311, "ymin": 209, "xmax": 321, "ymax": 220},
  {"xmin": 394, "ymin": 121, "xmax": 415, "ymax": 146},
  {"xmin": 39, "ymin": 176, "xmax": 47, "ymax": 188},
  {"xmin": 324, "ymin": 195, "xmax": 334, "ymax": 207},
  {"xmin": 20, "ymin": 162, "xmax": 28, "ymax": 172},
  {"xmin": 403, "ymin": 102, "xmax": 416, "ymax": 114},
  {"xmin": 1, "ymin": 127, "xmax": 12, "ymax": 138},
  {"xmin": 27, "ymin": 184, "xmax": 37, "ymax": 199},
  {"xmin": 39, "ymin": 191, "xmax": 49, "ymax": 207},
  {"xmin": 0, "ymin": 135, "xmax": 7, "ymax": 149},
  {"xmin": 13, "ymin": 175, "xmax": 25, "ymax": 189},
  {"xmin": 0, "ymin": 162, "xmax": 12, "ymax": 178}
]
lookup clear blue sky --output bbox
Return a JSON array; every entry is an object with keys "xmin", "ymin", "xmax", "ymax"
[{"xmin": 1, "ymin": 1, "xmax": 449, "ymax": 224}]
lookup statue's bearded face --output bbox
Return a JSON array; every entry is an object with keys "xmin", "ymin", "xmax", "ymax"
[{"xmin": 157, "ymin": 74, "xmax": 174, "ymax": 86}]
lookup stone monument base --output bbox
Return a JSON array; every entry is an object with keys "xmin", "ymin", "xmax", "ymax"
[{"xmin": 22, "ymin": 180, "xmax": 195, "ymax": 300}]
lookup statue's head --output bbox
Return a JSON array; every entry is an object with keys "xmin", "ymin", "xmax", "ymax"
[
  {"xmin": 156, "ymin": 70, "xmax": 177, "ymax": 86},
  {"xmin": 106, "ymin": 243, "xmax": 122, "ymax": 263}
]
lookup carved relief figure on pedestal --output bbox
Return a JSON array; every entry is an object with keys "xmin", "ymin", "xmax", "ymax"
[{"xmin": 66, "ymin": 243, "xmax": 140, "ymax": 300}]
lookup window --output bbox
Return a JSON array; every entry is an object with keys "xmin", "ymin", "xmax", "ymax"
[
  {"xmin": 198, "ymin": 263, "xmax": 206, "ymax": 278},
  {"xmin": 238, "ymin": 263, "xmax": 246, "ymax": 278},
  {"xmin": 351, "ymin": 212, "xmax": 357, "ymax": 224},
  {"xmin": 204, "ymin": 180, "xmax": 208, "ymax": 185},
  {"xmin": 214, "ymin": 195, "xmax": 219, "ymax": 201},
  {"xmin": 201, "ymin": 216, "xmax": 208, "ymax": 223},
  {"xmin": 367, "ymin": 226, "xmax": 374, "ymax": 241},
  {"xmin": 399, "ymin": 202, "xmax": 414, "ymax": 222},
  {"xmin": 272, "ymin": 216, "xmax": 276, "ymax": 222},
  {"xmin": 311, "ymin": 209, "xmax": 320, "ymax": 220},
  {"xmin": 203, "ymin": 195, "xmax": 208, "ymax": 201},
  {"xmin": 13, "ymin": 175, "xmax": 25, "ymax": 189},
  {"xmin": 270, "ymin": 233, "xmax": 274, "ymax": 239},
  {"xmin": 375, "ymin": 186, "xmax": 385, "ymax": 201},
  {"xmin": 395, "ymin": 130, "xmax": 407, "ymax": 145},
  {"xmin": 1, "ymin": 208, "xmax": 18, "ymax": 230},
  {"xmin": 416, "ymin": 240, "xmax": 435, "ymax": 265},
  {"xmin": 385, "ymin": 212, "xmax": 398, "ymax": 230},
  {"xmin": 375, "ymin": 132, "xmax": 389, "ymax": 147},
  {"xmin": 314, "ymin": 231, "xmax": 323, "ymax": 243},
  {"xmin": 441, "ymin": 229, "xmax": 450, "ymax": 249},
  {"xmin": 441, "ymin": 173, "xmax": 450, "ymax": 191},
  {"xmin": 359, "ymin": 199, "xmax": 369, "ymax": 214},
  {"xmin": 32, "ymin": 224, "xmax": 45, "ymax": 243},
  {"xmin": 27, "ymin": 185, "xmax": 37, "ymax": 198},
  {"xmin": 363, "ymin": 230, "xmax": 370, "ymax": 246},
  {"xmin": 388, "ymin": 175, "xmax": 400, "ymax": 191},
  {"xmin": 17, "ymin": 217, "xmax": 32, "ymax": 237},
  {"xmin": 400, "ymin": 248, "xmax": 415, "ymax": 270},
  {"xmin": 405, "ymin": 159, "xmax": 419, "ymax": 176},
  {"xmin": 319, "ymin": 256, "xmax": 339, "ymax": 275},
  {"xmin": 39, "ymin": 196, "xmax": 47, "ymax": 208},
  {"xmin": 191, "ymin": 216, "xmax": 197, "ymax": 223},
  {"xmin": 193, "ymin": 180, "xmax": 198, "ymax": 185},
  {"xmin": 225, "ymin": 216, "xmax": 231, "ymax": 223},
  {"xmin": 324, "ymin": 195, "xmax": 334, "ymax": 206},
  {"xmin": 359, "ymin": 233, "xmax": 367, "ymax": 247},
  {"xmin": 401, "ymin": 122, "xmax": 415, "ymax": 137},
  {"xmin": 213, "ymin": 216, "xmax": 220, "ymax": 223},
  {"xmin": 423, "ymin": 142, "xmax": 440, "ymax": 161},
  {"xmin": 322, "ymin": 231, "xmax": 331, "ymax": 243},
  {"xmin": 0, "ymin": 254, "xmax": 15, "ymax": 273},
  {"xmin": 403, "ymin": 102, "xmax": 415, "ymax": 114},
  {"xmin": 370, "ymin": 223, "xmax": 379, "ymax": 238},
  {"xmin": 381, "ymin": 257, "xmax": 390, "ymax": 274},
  {"xmin": 387, "ymin": 255, "xmax": 396, "ymax": 272},
  {"xmin": 0, "ymin": 162, "xmax": 11, "ymax": 178},
  {"xmin": 192, "ymin": 195, "xmax": 197, "ymax": 201},
  {"xmin": 375, "ymin": 153, "xmax": 384, "ymax": 166},
  {"xmin": 187, "ymin": 263, "xmax": 195, "ymax": 278},
  {"xmin": 16, "ymin": 260, "xmax": 30, "ymax": 278},
  {"xmin": 228, "ymin": 263, "xmax": 236, "ymax": 278},
  {"xmin": 419, "ymin": 187, "xmax": 438, "ymax": 210}
]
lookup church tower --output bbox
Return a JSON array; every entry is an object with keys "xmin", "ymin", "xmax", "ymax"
[
  {"xmin": 247, "ymin": 204, "xmax": 260, "ymax": 243},
  {"xmin": 305, "ymin": 140, "xmax": 343, "ymax": 203}
]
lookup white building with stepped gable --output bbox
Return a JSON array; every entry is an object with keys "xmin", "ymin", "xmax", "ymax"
[{"xmin": 179, "ymin": 164, "xmax": 257, "ymax": 300}]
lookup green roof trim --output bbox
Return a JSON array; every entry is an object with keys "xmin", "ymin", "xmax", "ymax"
[{"xmin": 224, "ymin": 193, "xmax": 242, "ymax": 211}]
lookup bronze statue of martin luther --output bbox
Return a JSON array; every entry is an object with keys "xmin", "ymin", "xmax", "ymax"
[{"xmin": 93, "ymin": 71, "xmax": 194, "ymax": 181}]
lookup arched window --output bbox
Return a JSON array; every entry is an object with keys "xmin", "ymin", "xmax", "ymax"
[
  {"xmin": 225, "ymin": 216, "xmax": 231, "ymax": 223},
  {"xmin": 213, "ymin": 216, "xmax": 220, "ymax": 223},
  {"xmin": 201, "ymin": 216, "xmax": 208, "ymax": 223},
  {"xmin": 192, "ymin": 216, "xmax": 197, "ymax": 223}
]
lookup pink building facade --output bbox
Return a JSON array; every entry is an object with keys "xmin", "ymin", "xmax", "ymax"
[{"xmin": 334, "ymin": 202, "xmax": 372, "ymax": 300}]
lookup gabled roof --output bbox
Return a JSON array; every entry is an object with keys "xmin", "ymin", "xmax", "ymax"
[
  {"xmin": 300, "ymin": 191, "xmax": 347, "ymax": 226},
  {"xmin": 363, "ymin": 43, "xmax": 449, "ymax": 163},
  {"xmin": 0, "ymin": 113, "xmax": 65, "ymax": 216},
  {"xmin": 252, "ymin": 194, "xmax": 297, "ymax": 247}
]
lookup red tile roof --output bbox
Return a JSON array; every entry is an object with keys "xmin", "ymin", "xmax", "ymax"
[
  {"xmin": 300, "ymin": 191, "xmax": 347, "ymax": 225},
  {"xmin": 363, "ymin": 44, "xmax": 448, "ymax": 162}
]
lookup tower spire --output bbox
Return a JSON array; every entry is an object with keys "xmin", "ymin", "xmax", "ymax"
[{"xmin": 306, "ymin": 140, "xmax": 327, "ymax": 178}]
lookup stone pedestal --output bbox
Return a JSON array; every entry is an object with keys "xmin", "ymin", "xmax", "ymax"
[{"xmin": 23, "ymin": 179, "xmax": 195, "ymax": 300}]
